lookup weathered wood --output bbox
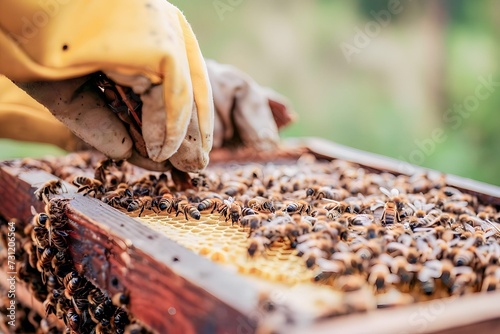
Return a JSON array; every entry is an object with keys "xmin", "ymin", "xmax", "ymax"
[
  {"xmin": 287, "ymin": 291, "xmax": 500, "ymax": 334},
  {"xmin": 2, "ymin": 138, "xmax": 500, "ymax": 334},
  {"xmin": 0, "ymin": 165, "xmax": 259, "ymax": 334}
]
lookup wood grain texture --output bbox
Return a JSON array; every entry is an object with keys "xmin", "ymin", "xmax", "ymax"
[
  {"xmin": 2, "ymin": 138, "xmax": 500, "ymax": 334},
  {"xmin": 0, "ymin": 165, "xmax": 260, "ymax": 334}
]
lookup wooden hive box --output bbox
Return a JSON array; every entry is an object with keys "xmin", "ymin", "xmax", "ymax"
[{"xmin": 1, "ymin": 137, "xmax": 500, "ymax": 334}]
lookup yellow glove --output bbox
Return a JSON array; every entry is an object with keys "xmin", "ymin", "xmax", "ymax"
[
  {"xmin": 0, "ymin": 0, "xmax": 213, "ymax": 172},
  {"xmin": 0, "ymin": 76, "xmax": 85, "ymax": 151},
  {"xmin": 206, "ymin": 60, "xmax": 296, "ymax": 150}
]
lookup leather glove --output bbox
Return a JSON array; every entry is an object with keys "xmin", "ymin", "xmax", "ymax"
[
  {"xmin": 206, "ymin": 60, "xmax": 296, "ymax": 150},
  {"xmin": 0, "ymin": 75, "xmax": 86, "ymax": 152},
  {"xmin": 0, "ymin": 59, "xmax": 296, "ymax": 165},
  {"xmin": 0, "ymin": 0, "xmax": 213, "ymax": 172}
]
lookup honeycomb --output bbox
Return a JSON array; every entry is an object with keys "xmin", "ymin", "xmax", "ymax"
[
  {"xmin": 138, "ymin": 213, "xmax": 314, "ymax": 285},
  {"xmin": 7, "ymin": 151, "xmax": 500, "ymax": 316}
]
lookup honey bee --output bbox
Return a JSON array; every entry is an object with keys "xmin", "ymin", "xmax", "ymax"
[
  {"xmin": 306, "ymin": 186, "xmax": 347, "ymax": 201},
  {"xmin": 94, "ymin": 158, "xmax": 124, "ymax": 185},
  {"xmin": 176, "ymin": 201, "xmax": 201, "ymax": 220},
  {"xmin": 89, "ymin": 299, "xmax": 114, "ymax": 324},
  {"xmin": 124, "ymin": 323, "xmax": 148, "ymax": 334},
  {"xmin": 32, "ymin": 209, "xmax": 49, "ymax": 228},
  {"xmin": 114, "ymin": 309, "xmax": 130, "ymax": 330},
  {"xmin": 218, "ymin": 197, "xmax": 243, "ymax": 224},
  {"xmin": 248, "ymin": 197, "xmax": 275, "ymax": 213},
  {"xmin": 312, "ymin": 256, "xmax": 345, "ymax": 282},
  {"xmin": 51, "ymin": 229, "xmax": 69, "ymax": 252},
  {"xmin": 197, "ymin": 198, "xmax": 223, "ymax": 213},
  {"xmin": 127, "ymin": 196, "xmax": 158, "ymax": 217},
  {"xmin": 36, "ymin": 247, "xmax": 56, "ymax": 274},
  {"xmin": 34, "ymin": 179, "xmax": 67, "ymax": 203},
  {"xmin": 64, "ymin": 276, "xmax": 83, "ymax": 300},
  {"xmin": 222, "ymin": 181, "xmax": 248, "ymax": 197},
  {"xmin": 72, "ymin": 176, "xmax": 106, "ymax": 197},
  {"xmin": 247, "ymin": 236, "xmax": 271, "ymax": 257},
  {"xmin": 408, "ymin": 200, "xmax": 435, "ymax": 218},
  {"xmin": 368, "ymin": 263, "xmax": 398, "ymax": 292},
  {"xmin": 439, "ymin": 259, "xmax": 456, "ymax": 288},
  {"xmin": 62, "ymin": 271, "xmax": 81, "ymax": 299},
  {"xmin": 32, "ymin": 226, "xmax": 49, "ymax": 248},
  {"xmin": 65, "ymin": 307, "xmax": 80, "ymax": 333},
  {"xmin": 333, "ymin": 274, "xmax": 365, "ymax": 293},
  {"xmin": 155, "ymin": 194, "xmax": 175, "ymax": 212},
  {"xmin": 43, "ymin": 289, "xmax": 62, "ymax": 316},
  {"xmin": 112, "ymin": 292, "xmax": 130, "ymax": 307},
  {"xmin": 285, "ymin": 200, "xmax": 311, "ymax": 215},
  {"xmin": 44, "ymin": 197, "xmax": 70, "ymax": 223},
  {"xmin": 452, "ymin": 248, "xmax": 474, "ymax": 267},
  {"xmin": 88, "ymin": 288, "xmax": 106, "ymax": 306},
  {"xmin": 191, "ymin": 174, "xmax": 209, "ymax": 190},
  {"xmin": 444, "ymin": 201, "xmax": 475, "ymax": 215},
  {"xmin": 240, "ymin": 214, "xmax": 263, "ymax": 235},
  {"xmin": 323, "ymin": 200, "xmax": 351, "ymax": 215},
  {"xmin": 102, "ymin": 189, "xmax": 131, "ymax": 209},
  {"xmin": 389, "ymin": 256, "xmax": 417, "ymax": 287},
  {"xmin": 95, "ymin": 322, "xmax": 112, "ymax": 334},
  {"xmin": 481, "ymin": 265, "xmax": 500, "ymax": 292},
  {"xmin": 52, "ymin": 251, "xmax": 73, "ymax": 279},
  {"xmin": 132, "ymin": 174, "xmax": 156, "ymax": 196},
  {"xmin": 350, "ymin": 214, "xmax": 374, "ymax": 226},
  {"xmin": 241, "ymin": 207, "xmax": 256, "ymax": 216},
  {"xmin": 154, "ymin": 173, "xmax": 171, "ymax": 196},
  {"xmin": 71, "ymin": 296, "xmax": 90, "ymax": 317},
  {"xmin": 365, "ymin": 224, "xmax": 384, "ymax": 240},
  {"xmin": 381, "ymin": 202, "xmax": 400, "ymax": 225},
  {"xmin": 450, "ymin": 270, "xmax": 477, "ymax": 296}
]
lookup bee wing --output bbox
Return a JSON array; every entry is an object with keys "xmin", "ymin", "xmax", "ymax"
[
  {"xmin": 417, "ymin": 267, "xmax": 433, "ymax": 281},
  {"xmin": 391, "ymin": 188, "xmax": 400, "ymax": 197},
  {"xmin": 223, "ymin": 197, "xmax": 233, "ymax": 206},
  {"xmin": 452, "ymin": 266, "xmax": 473, "ymax": 276},
  {"xmin": 31, "ymin": 205, "xmax": 38, "ymax": 216},
  {"xmin": 463, "ymin": 223, "xmax": 475, "ymax": 234},
  {"xmin": 485, "ymin": 219, "xmax": 500, "ymax": 235},
  {"xmin": 379, "ymin": 187, "xmax": 392, "ymax": 198},
  {"xmin": 407, "ymin": 202, "xmax": 417, "ymax": 212},
  {"xmin": 423, "ymin": 203, "xmax": 435, "ymax": 212},
  {"xmin": 316, "ymin": 258, "xmax": 342, "ymax": 273},
  {"xmin": 321, "ymin": 198, "xmax": 339, "ymax": 203},
  {"xmin": 386, "ymin": 273, "xmax": 401, "ymax": 284}
]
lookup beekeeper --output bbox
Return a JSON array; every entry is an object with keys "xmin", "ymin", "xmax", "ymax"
[{"xmin": 0, "ymin": 0, "xmax": 294, "ymax": 171}]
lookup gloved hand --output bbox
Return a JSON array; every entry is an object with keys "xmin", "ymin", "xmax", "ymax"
[
  {"xmin": 0, "ymin": 60, "xmax": 296, "ymax": 164},
  {"xmin": 0, "ymin": 0, "xmax": 213, "ymax": 172},
  {"xmin": 206, "ymin": 60, "xmax": 296, "ymax": 150}
]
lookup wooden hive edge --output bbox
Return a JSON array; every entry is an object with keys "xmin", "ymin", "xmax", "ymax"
[
  {"xmin": 0, "ymin": 165, "xmax": 263, "ymax": 334},
  {"xmin": 2, "ymin": 138, "xmax": 500, "ymax": 333}
]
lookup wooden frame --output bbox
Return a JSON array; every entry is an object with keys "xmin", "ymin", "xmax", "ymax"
[{"xmin": 1, "ymin": 137, "xmax": 500, "ymax": 333}]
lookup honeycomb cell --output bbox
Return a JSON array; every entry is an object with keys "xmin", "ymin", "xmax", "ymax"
[{"xmin": 136, "ymin": 212, "xmax": 314, "ymax": 285}]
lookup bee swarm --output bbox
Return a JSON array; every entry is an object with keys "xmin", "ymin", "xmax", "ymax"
[{"xmin": 2, "ymin": 150, "xmax": 500, "ymax": 331}]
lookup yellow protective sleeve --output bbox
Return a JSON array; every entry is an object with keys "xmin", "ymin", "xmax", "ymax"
[
  {"xmin": 0, "ymin": 75, "xmax": 78, "ymax": 151},
  {"xmin": 0, "ymin": 0, "xmax": 213, "ymax": 157}
]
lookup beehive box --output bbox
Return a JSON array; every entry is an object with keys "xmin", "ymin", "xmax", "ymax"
[{"xmin": 1, "ymin": 137, "xmax": 500, "ymax": 334}]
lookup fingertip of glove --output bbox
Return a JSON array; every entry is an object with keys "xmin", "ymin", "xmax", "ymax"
[{"xmin": 169, "ymin": 140, "xmax": 209, "ymax": 173}]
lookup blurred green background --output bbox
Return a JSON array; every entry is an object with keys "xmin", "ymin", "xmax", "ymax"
[{"xmin": 1, "ymin": 0, "xmax": 499, "ymax": 185}]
